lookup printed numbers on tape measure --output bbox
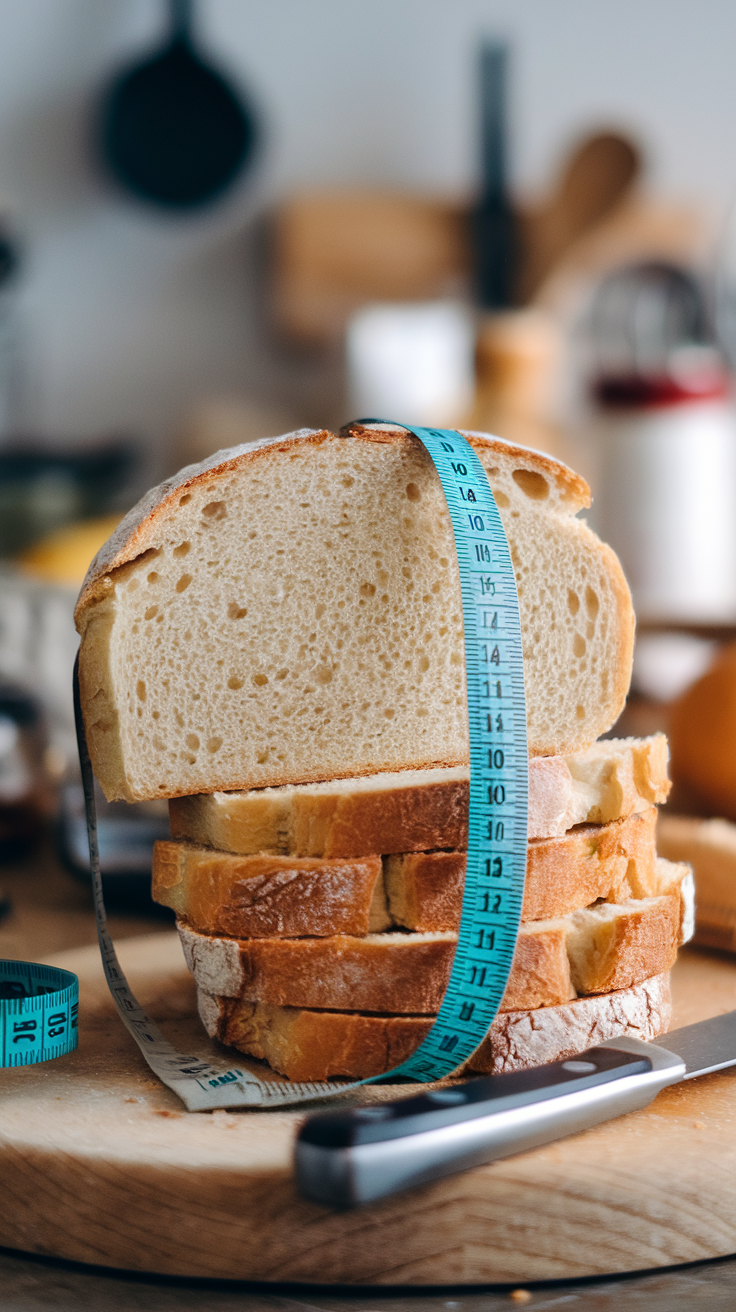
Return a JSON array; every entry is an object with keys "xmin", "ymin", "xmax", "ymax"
[
  {"xmin": 71, "ymin": 422, "xmax": 527, "ymax": 1110},
  {"xmin": 12, "ymin": 1019, "xmax": 36, "ymax": 1044},
  {"xmin": 46, "ymin": 1011, "xmax": 71, "ymax": 1038},
  {"xmin": 0, "ymin": 962, "xmax": 79, "ymax": 1067}
]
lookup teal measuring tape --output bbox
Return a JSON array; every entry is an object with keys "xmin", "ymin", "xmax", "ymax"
[
  {"xmin": 74, "ymin": 423, "xmax": 528, "ymax": 1109},
  {"xmin": 369, "ymin": 424, "xmax": 528, "ymax": 1083},
  {"xmin": 0, "ymin": 960, "xmax": 78, "ymax": 1066}
]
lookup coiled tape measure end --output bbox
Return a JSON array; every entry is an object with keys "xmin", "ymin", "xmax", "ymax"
[
  {"xmin": 0, "ymin": 960, "xmax": 78, "ymax": 1067},
  {"xmin": 73, "ymin": 422, "xmax": 528, "ymax": 1110}
]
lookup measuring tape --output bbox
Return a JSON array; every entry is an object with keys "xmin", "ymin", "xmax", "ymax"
[
  {"xmin": 0, "ymin": 960, "xmax": 78, "ymax": 1066},
  {"xmin": 73, "ymin": 423, "xmax": 528, "ymax": 1109}
]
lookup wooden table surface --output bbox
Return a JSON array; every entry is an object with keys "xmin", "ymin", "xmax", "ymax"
[{"xmin": 3, "ymin": 842, "xmax": 736, "ymax": 1309}]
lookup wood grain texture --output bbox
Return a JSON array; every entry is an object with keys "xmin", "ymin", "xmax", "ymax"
[{"xmin": 1, "ymin": 933, "xmax": 736, "ymax": 1284}]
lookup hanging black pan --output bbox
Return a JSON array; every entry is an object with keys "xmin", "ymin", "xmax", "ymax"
[{"xmin": 98, "ymin": 0, "xmax": 257, "ymax": 209}]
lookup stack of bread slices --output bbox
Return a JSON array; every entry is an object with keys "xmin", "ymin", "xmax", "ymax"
[
  {"xmin": 160, "ymin": 739, "xmax": 691, "ymax": 1080},
  {"xmin": 74, "ymin": 424, "xmax": 693, "ymax": 1083}
]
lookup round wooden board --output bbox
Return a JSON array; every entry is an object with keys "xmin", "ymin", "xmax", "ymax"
[{"xmin": 2, "ymin": 934, "xmax": 736, "ymax": 1285}]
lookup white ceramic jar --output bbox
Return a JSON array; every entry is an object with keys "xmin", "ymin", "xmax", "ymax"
[{"xmin": 592, "ymin": 381, "xmax": 736, "ymax": 624}]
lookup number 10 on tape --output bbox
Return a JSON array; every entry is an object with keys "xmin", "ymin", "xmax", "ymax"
[
  {"xmin": 72, "ymin": 422, "xmax": 528, "ymax": 1109},
  {"xmin": 366, "ymin": 424, "xmax": 529, "ymax": 1083}
]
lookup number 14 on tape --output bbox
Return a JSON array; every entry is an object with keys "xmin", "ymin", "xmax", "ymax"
[
  {"xmin": 74, "ymin": 423, "xmax": 528, "ymax": 1109},
  {"xmin": 380, "ymin": 426, "xmax": 528, "ymax": 1083}
]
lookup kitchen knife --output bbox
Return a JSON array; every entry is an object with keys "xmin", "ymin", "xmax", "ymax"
[{"xmin": 295, "ymin": 1015, "xmax": 736, "ymax": 1206}]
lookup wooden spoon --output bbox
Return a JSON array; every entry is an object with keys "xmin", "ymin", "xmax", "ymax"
[{"xmin": 518, "ymin": 131, "xmax": 641, "ymax": 303}]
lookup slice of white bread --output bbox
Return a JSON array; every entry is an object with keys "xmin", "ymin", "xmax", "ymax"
[
  {"xmin": 74, "ymin": 426, "xmax": 634, "ymax": 802},
  {"xmin": 388, "ymin": 806, "xmax": 658, "ymax": 929},
  {"xmin": 153, "ymin": 842, "xmax": 390, "ymax": 938},
  {"xmin": 658, "ymin": 814, "xmax": 736, "ymax": 951},
  {"xmin": 153, "ymin": 806, "xmax": 658, "ymax": 937},
  {"xmin": 177, "ymin": 859, "xmax": 692, "ymax": 1014},
  {"xmin": 168, "ymin": 735, "xmax": 670, "ymax": 855},
  {"xmin": 465, "ymin": 970, "xmax": 671, "ymax": 1077},
  {"xmin": 197, "ymin": 971, "xmax": 672, "ymax": 1082}
]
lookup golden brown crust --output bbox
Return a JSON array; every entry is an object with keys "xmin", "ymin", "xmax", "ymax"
[
  {"xmin": 198, "ymin": 973, "xmax": 672, "ymax": 1081},
  {"xmin": 152, "ymin": 840, "xmax": 388, "ymax": 937},
  {"xmin": 341, "ymin": 422, "xmax": 592, "ymax": 509},
  {"xmin": 76, "ymin": 424, "xmax": 591, "ymax": 628},
  {"xmin": 525, "ymin": 808, "xmax": 659, "ymax": 916},
  {"xmin": 503, "ymin": 923, "xmax": 575, "ymax": 1009},
  {"xmin": 210, "ymin": 999, "xmax": 431, "ymax": 1082},
  {"xmin": 169, "ymin": 770, "xmax": 470, "ymax": 857},
  {"xmin": 179, "ymin": 859, "xmax": 686, "ymax": 1014},
  {"xmin": 187, "ymin": 930, "xmax": 456, "ymax": 1014},
  {"xmin": 74, "ymin": 429, "xmax": 332, "ymax": 624},
  {"xmin": 159, "ymin": 807, "xmax": 659, "ymax": 940},
  {"xmin": 385, "ymin": 808, "xmax": 659, "ymax": 930},
  {"xmin": 383, "ymin": 850, "xmax": 466, "ymax": 931},
  {"xmin": 168, "ymin": 740, "xmax": 670, "ymax": 853}
]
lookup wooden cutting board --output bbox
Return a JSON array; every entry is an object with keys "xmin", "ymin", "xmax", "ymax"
[{"xmin": 2, "ymin": 933, "xmax": 736, "ymax": 1285}]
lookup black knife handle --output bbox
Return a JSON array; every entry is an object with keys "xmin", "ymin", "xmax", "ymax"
[{"xmin": 295, "ymin": 1036, "xmax": 685, "ymax": 1207}]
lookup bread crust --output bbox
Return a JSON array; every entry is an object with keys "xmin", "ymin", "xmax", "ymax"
[
  {"xmin": 77, "ymin": 425, "xmax": 594, "ymax": 627},
  {"xmin": 199, "ymin": 994, "xmax": 431, "ymax": 1083},
  {"xmin": 466, "ymin": 971, "xmax": 671, "ymax": 1076},
  {"xmin": 155, "ymin": 807, "xmax": 659, "ymax": 937},
  {"xmin": 169, "ymin": 767, "xmax": 470, "ymax": 857},
  {"xmin": 385, "ymin": 807, "xmax": 659, "ymax": 930},
  {"xmin": 528, "ymin": 807, "xmax": 659, "ymax": 916},
  {"xmin": 168, "ymin": 736, "xmax": 670, "ymax": 855},
  {"xmin": 153, "ymin": 841, "xmax": 389, "ymax": 937},
  {"xmin": 178, "ymin": 859, "xmax": 689, "ymax": 1014},
  {"xmin": 197, "ymin": 972, "xmax": 671, "ymax": 1081},
  {"xmin": 180, "ymin": 925, "xmax": 457, "ymax": 1014},
  {"xmin": 76, "ymin": 427, "xmax": 634, "ymax": 798}
]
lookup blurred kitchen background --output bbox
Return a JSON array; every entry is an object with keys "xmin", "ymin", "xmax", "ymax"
[{"xmin": 3, "ymin": 0, "xmax": 736, "ymax": 905}]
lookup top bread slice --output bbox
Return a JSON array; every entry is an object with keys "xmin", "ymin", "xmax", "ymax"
[{"xmin": 75, "ymin": 425, "xmax": 634, "ymax": 802}]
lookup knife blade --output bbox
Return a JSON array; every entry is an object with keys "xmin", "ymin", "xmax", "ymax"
[
  {"xmin": 295, "ymin": 1015, "xmax": 736, "ymax": 1207},
  {"xmin": 650, "ymin": 1010, "xmax": 736, "ymax": 1077}
]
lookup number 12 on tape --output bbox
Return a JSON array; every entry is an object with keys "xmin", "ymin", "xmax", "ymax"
[
  {"xmin": 364, "ymin": 424, "xmax": 529, "ymax": 1083},
  {"xmin": 74, "ymin": 423, "xmax": 528, "ymax": 1109}
]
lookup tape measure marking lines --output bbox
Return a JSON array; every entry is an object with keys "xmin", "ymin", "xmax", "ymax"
[
  {"xmin": 367, "ymin": 424, "xmax": 528, "ymax": 1083},
  {"xmin": 73, "ymin": 423, "xmax": 528, "ymax": 1110},
  {"xmin": 0, "ymin": 960, "xmax": 78, "ymax": 1067}
]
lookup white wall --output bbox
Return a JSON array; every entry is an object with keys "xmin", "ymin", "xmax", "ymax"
[{"xmin": 0, "ymin": 0, "xmax": 734, "ymax": 455}]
